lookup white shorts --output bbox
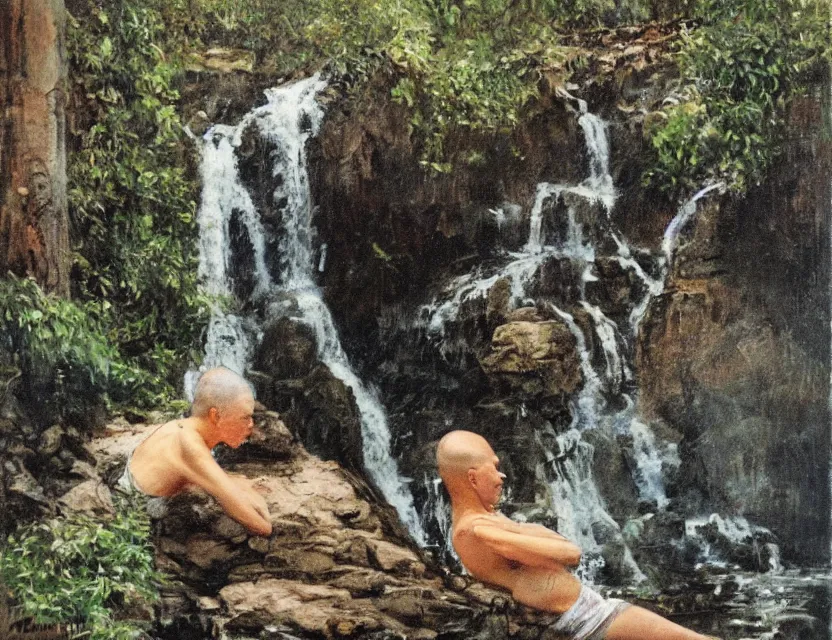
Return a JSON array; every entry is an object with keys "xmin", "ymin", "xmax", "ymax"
[{"xmin": 549, "ymin": 585, "xmax": 631, "ymax": 640}]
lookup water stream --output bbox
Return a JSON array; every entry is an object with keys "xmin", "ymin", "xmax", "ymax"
[
  {"xmin": 417, "ymin": 106, "xmax": 678, "ymax": 580},
  {"xmin": 188, "ymin": 76, "xmax": 426, "ymax": 545}
]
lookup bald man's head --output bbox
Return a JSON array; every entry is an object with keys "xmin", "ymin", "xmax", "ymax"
[
  {"xmin": 436, "ymin": 430, "xmax": 494, "ymax": 483},
  {"xmin": 191, "ymin": 367, "xmax": 254, "ymax": 418}
]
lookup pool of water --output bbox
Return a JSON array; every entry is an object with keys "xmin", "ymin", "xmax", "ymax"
[{"xmin": 606, "ymin": 570, "xmax": 832, "ymax": 639}]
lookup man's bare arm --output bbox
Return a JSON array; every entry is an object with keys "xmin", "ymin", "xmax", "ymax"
[
  {"xmin": 472, "ymin": 523, "xmax": 582, "ymax": 569},
  {"xmin": 180, "ymin": 433, "xmax": 272, "ymax": 536},
  {"xmin": 231, "ymin": 476, "xmax": 270, "ymax": 521},
  {"xmin": 495, "ymin": 515, "xmax": 570, "ymax": 540},
  {"xmin": 470, "ymin": 514, "xmax": 570, "ymax": 541}
]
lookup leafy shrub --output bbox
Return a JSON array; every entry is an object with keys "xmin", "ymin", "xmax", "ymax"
[
  {"xmin": 67, "ymin": 0, "xmax": 209, "ymax": 401},
  {"xmin": 0, "ymin": 495, "xmax": 162, "ymax": 640},
  {"xmin": 121, "ymin": 0, "xmax": 660, "ymax": 170},
  {"xmin": 644, "ymin": 0, "xmax": 830, "ymax": 194},
  {"xmin": 0, "ymin": 276, "xmax": 181, "ymax": 420}
]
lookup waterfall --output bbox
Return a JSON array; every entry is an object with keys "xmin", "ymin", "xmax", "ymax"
[
  {"xmin": 627, "ymin": 413, "xmax": 677, "ymax": 509},
  {"xmin": 662, "ymin": 182, "xmax": 725, "ymax": 269},
  {"xmin": 188, "ymin": 75, "xmax": 426, "ymax": 545},
  {"xmin": 577, "ymin": 112, "xmax": 616, "ymax": 211},
  {"xmin": 580, "ymin": 301, "xmax": 628, "ymax": 391},
  {"xmin": 421, "ymin": 473, "xmax": 457, "ymax": 562},
  {"xmin": 525, "ymin": 183, "xmax": 559, "ymax": 253},
  {"xmin": 418, "ymin": 104, "xmax": 679, "ymax": 581},
  {"xmin": 537, "ymin": 427, "xmax": 646, "ymax": 584},
  {"xmin": 548, "ymin": 303, "xmax": 604, "ymax": 430}
]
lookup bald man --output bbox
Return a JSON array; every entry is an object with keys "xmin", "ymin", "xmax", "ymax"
[
  {"xmin": 437, "ymin": 430, "xmax": 717, "ymax": 640},
  {"xmin": 118, "ymin": 367, "xmax": 272, "ymax": 536}
]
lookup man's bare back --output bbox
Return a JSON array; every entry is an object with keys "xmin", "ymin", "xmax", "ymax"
[
  {"xmin": 123, "ymin": 368, "xmax": 272, "ymax": 537},
  {"xmin": 437, "ymin": 430, "xmax": 718, "ymax": 640}
]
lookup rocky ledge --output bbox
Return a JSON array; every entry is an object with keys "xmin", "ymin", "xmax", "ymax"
[{"xmin": 89, "ymin": 411, "xmax": 573, "ymax": 640}]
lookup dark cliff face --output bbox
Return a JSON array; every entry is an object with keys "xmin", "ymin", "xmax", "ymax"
[
  {"xmin": 304, "ymin": 70, "xmax": 831, "ymax": 566},
  {"xmin": 637, "ymin": 92, "xmax": 832, "ymax": 565}
]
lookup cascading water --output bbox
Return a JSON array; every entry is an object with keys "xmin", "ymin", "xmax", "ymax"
[
  {"xmin": 418, "ymin": 104, "xmax": 680, "ymax": 581},
  {"xmin": 188, "ymin": 75, "xmax": 426, "ymax": 545},
  {"xmin": 421, "ymin": 473, "xmax": 457, "ymax": 562},
  {"xmin": 685, "ymin": 514, "xmax": 777, "ymax": 568}
]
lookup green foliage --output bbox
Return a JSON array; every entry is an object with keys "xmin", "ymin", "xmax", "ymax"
[
  {"xmin": 644, "ymin": 0, "xmax": 830, "ymax": 194},
  {"xmin": 0, "ymin": 275, "xmax": 114, "ymax": 387},
  {"xmin": 136, "ymin": 0, "xmax": 658, "ymax": 169},
  {"xmin": 389, "ymin": 28, "xmax": 555, "ymax": 169},
  {"xmin": 0, "ymin": 495, "xmax": 162, "ymax": 640},
  {"xmin": 67, "ymin": 0, "xmax": 209, "ymax": 405},
  {"xmin": 0, "ymin": 276, "xmax": 180, "ymax": 417}
]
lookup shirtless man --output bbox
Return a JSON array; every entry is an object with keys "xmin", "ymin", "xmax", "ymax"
[
  {"xmin": 437, "ymin": 430, "xmax": 716, "ymax": 640},
  {"xmin": 118, "ymin": 367, "xmax": 272, "ymax": 536}
]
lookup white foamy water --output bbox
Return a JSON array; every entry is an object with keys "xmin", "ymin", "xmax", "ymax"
[
  {"xmin": 188, "ymin": 75, "xmax": 426, "ymax": 545},
  {"xmin": 685, "ymin": 513, "xmax": 779, "ymax": 572},
  {"xmin": 548, "ymin": 303, "xmax": 604, "ymax": 430},
  {"xmin": 578, "ymin": 112, "xmax": 616, "ymax": 211},
  {"xmin": 581, "ymin": 301, "xmax": 628, "ymax": 392},
  {"xmin": 662, "ymin": 182, "xmax": 724, "ymax": 268},
  {"xmin": 424, "ymin": 193, "xmax": 594, "ymax": 339},
  {"xmin": 538, "ymin": 428, "xmax": 646, "ymax": 584},
  {"xmin": 628, "ymin": 417, "xmax": 676, "ymax": 509},
  {"xmin": 421, "ymin": 474, "xmax": 457, "ymax": 562}
]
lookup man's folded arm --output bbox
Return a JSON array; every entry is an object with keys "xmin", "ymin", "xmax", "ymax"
[
  {"xmin": 488, "ymin": 515, "xmax": 570, "ymax": 541},
  {"xmin": 472, "ymin": 523, "xmax": 582, "ymax": 568},
  {"xmin": 180, "ymin": 435, "xmax": 273, "ymax": 536}
]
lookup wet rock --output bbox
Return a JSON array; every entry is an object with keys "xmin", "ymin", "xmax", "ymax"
[
  {"xmin": 773, "ymin": 613, "xmax": 824, "ymax": 640},
  {"xmin": 486, "ymin": 277, "xmax": 511, "ymax": 326},
  {"xmin": 584, "ymin": 257, "xmax": 645, "ymax": 321},
  {"xmin": 480, "ymin": 320, "xmax": 582, "ymax": 397},
  {"xmin": 535, "ymin": 256, "xmax": 585, "ymax": 305},
  {"xmin": 367, "ymin": 539, "xmax": 424, "ymax": 575},
  {"xmin": 583, "ymin": 429, "xmax": 640, "ymax": 521},
  {"xmin": 638, "ymin": 278, "xmax": 827, "ymax": 563},
  {"xmin": 254, "ymin": 317, "xmax": 318, "ymax": 381},
  {"xmin": 186, "ymin": 534, "xmax": 239, "ymax": 570},
  {"xmin": 506, "ymin": 306, "xmax": 546, "ymax": 323},
  {"xmin": 220, "ymin": 579, "xmax": 352, "ymax": 633},
  {"xmin": 294, "ymin": 365, "xmax": 365, "ymax": 471},
  {"xmin": 213, "ymin": 515, "xmax": 249, "ymax": 540}
]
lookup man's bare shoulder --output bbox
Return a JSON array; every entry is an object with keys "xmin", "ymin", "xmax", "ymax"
[
  {"xmin": 175, "ymin": 424, "xmax": 211, "ymax": 461},
  {"xmin": 455, "ymin": 513, "xmax": 503, "ymax": 536}
]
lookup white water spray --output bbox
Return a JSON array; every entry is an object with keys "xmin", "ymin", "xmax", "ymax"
[
  {"xmin": 189, "ymin": 76, "xmax": 426, "ymax": 544},
  {"xmin": 662, "ymin": 182, "xmax": 724, "ymax": 269}
]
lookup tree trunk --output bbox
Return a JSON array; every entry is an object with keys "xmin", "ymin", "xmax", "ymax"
[{"xmin": 0, "ymin": 0, "xmax": 69, "ymax": 296}]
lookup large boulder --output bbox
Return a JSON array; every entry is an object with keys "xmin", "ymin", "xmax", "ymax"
[{"xmin": 480, "ymin": 320, "xmax": 582, "ymax": 397}]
